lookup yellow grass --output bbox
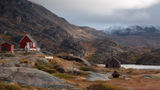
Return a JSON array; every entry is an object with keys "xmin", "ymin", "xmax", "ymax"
[{"xmin": 87, "ymin": 83, "xmax": 125, "ymax": 90}]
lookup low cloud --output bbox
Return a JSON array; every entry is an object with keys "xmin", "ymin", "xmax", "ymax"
[
  {"xmin": 29, "ymin": 0, "xmax": 160, "ymax": 29},
  {"xmin": 30, "ymin": 0, "xmax": 160, "ymax": 15}
]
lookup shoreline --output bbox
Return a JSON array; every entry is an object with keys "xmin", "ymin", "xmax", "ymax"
[{"xmin": 97, "ymin": 64, "xmax": 160, "ymax": 70}]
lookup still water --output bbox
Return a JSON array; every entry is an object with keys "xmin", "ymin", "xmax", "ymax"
[{"xmin": 97, "ymin": 64, "xmax": 160, "ymax": 70}]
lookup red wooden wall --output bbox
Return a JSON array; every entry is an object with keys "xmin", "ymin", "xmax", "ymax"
[{"xmin": 20, "ymin": 36, "xmax": 35, "ymax": 49}]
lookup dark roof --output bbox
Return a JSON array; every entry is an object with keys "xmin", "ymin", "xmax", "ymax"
[{"xmin": 106, "ymin": 57, "xmax": 121, "ymax": 64}]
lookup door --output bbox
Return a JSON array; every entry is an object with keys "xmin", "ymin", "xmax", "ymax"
[{"xmin": 2, "ymin": 46, "xmax": 7, "ymax": 52}]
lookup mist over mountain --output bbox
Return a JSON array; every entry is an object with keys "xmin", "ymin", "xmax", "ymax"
[
  {"xmin": 104, "ymin": 25, "xmax": 160, "ymax": 35},
  {"xmin": 102, "ymin": 25, "xmax": 160, "ymax": 49}
]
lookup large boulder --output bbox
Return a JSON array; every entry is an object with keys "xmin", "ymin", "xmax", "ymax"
[
  {"xmin": 0, "ymin": 67, "xmax": 75, "ymax": 90},
  {"xmin": 86, "ymin": 72, "xmax": 111, "ymax": 81}
]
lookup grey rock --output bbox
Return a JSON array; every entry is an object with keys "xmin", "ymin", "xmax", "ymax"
[
  {"xmin": 27, "ymin": 56, "xmax": 49, "ymax": 63},
  {"xmin": 0, "ymin": 57, "xmax": 20, "ymax": 67},
  {"xmin": 0, "ymin": 56, "xmax": 49, "ymax": 68},
  {"xmin": 86, "ymin": 72, "xmax": 111, "ymax": 81},
  {"xmin": 58, "ymin": 55, "xmax": 91, "ymax": 66},
  {"xmin": 0, "ymin": 67, "xmax": 75, "ymax": 89},
  {"xmin": 143, "ymin": 75, "xmax": 160, "ymax": 79}
]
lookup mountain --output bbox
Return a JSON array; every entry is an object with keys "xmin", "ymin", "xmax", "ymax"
[
  {"xmin": 103, "ymin": 25, "xmax": 160, "ymax": 65},
  {"xmin": 83, "ymin": 38, "xmax": 140, "ymax": 64},
  {"xmin": 0, "ymin": 0, "xmax": 140, "ymax": 64},
  {"xmin": 103, "ymin": 25, "xmax": 160, "ymax": 50},
  {"xmin": 0, "ymin": 0, "xmax": 106, "ymax": 56}
]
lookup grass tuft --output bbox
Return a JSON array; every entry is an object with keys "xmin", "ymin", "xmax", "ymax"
[
  {"xmin": 34, "ymin": 60, "xmax": 57, "ymax": 74},
  {"xmin": 0, "ymin": 83, "xmax": 21, "ymax": 90},
  {"xmin": 79, "ymin": 66, "xmax": 96, "ymax": 71},
  {"xmin": 2, "ymin": 52, "xmax": 15, "ymax": 57},
  {"xmin": 52, "ymin": 72, "xmax": 73, "ymax": 79},
  {"xmin": 87, "ymin": 83, "xmax": 125, "ymax": 90}
]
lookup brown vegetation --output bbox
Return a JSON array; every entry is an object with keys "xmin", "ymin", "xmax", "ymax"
[
  {"xmin": 0, "ymin": 82, "xmax": 49, "ymax": 90},
  {"xmin": 34, "ymin": 60, "xmax": 57, "ymax": 74},
  {"xmin": 0, "ymin": 83, "xmax": 21, "ymax": 90},
  {"xmin": 87, "ymin": 83, "xmax": 125, "ymax": 90},
  {"xmin": 60, "ymin": 67, "xmax": 160, "ymax": 90}
]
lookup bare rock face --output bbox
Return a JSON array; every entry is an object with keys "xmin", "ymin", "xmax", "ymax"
[
  {"xmin": 0, "ymin": 67, "xmax": 75, "ymax": 89},
  {"xmin": 58, "ymin": 55, "xmax": 91, "ymax": 66},
  {"xmin": 0, "ymin": 57, "xmax": 20, "ymax": 67},
  {"xmin": 86, "ymin": 72, "xmax": 111, "ymax": 81},
  {"xmin": 0, "ymin": 56, "xmax": 49, "ymax": 68}
]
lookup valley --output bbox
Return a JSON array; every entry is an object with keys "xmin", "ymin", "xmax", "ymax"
[{"xmin": 0, "ymin": 0, "xmax": 160, "ymax": 90}]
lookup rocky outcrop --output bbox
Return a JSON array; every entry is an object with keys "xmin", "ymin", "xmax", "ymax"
[
  {"xmin": 0, "ymin": 57, "xmax": 20, "ymax": 67},
  {"xmin": 143, "ymin": 75, "xmax": 160, "ymax": 79},
  {"xmin": 0, "ymin": 56, "xmax": 49, "ymax": 67},
  {"xmin": 86, "ymin": 72, "xmax": 111, "ymax": 81},
  {"xmin": 0, "ymin": 67, "xmax": 75, "ymax": 89},
  {"xmin": 86, "ymin": 38, "xmax": 140, "ymax": 64},
  {"xmin": 58, "ymin": 55, "xmax": 91, "ymax": 66}
]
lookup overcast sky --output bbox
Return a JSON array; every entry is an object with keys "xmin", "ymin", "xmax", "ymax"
[{"xmin": 30, "ymin": 0, "xmax": 160, "ymax": 29}]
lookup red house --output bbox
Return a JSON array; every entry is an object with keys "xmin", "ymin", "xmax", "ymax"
[
  {"xmin": 20, "ymin": 34, "xmax": 40, "ymax": 51},
  {"xmin": 1, "ymin": 43, "xmax": 14, "ymax": 52}
]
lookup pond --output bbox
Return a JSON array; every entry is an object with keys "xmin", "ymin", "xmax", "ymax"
[
  {"xmin": 97, "ymin": 64, "xmax": 160, "ymax": 70},
  {"xmin": 121, "ymin": 64, "xmax": 160, "ymax": 70}
]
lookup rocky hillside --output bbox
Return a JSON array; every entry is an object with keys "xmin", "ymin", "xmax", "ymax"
[
  {"xmin": 0, "ymin": 0, "xmax": 106, "ymax": 56},
  {"xmin": 136, "ymin": 48, "xmax": 160, "ymax": 65},
  {"xmin": 83, "ymin": 38, "xmax": 140, "ymax": 64},
  {"xmin": 0, "ymin": 0, "xmax": 140, "ymax": 64}
]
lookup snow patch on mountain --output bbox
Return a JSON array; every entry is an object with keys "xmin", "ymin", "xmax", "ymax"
[{"xmin": 103, "ymin": 25, "xmax": 160, "ymax": 35}]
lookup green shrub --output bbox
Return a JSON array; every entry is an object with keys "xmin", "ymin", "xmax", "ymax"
[
  {"xmin": 87, "ymin": 83, "xmax": 125, "ymax": 90},
  {"xmin": 35, "ymin": 61, "xmax": 49, "ymax": 70},
  {"xmin": 79, "ymin": 66, "xmax": 95, "ymax": 71},
  {"xmin": 3, "ymin": 52, "xmax": 15, "ymax": 57},
  {"xmin": 52, "ymin": 72, "xmax": 73, "ymax": 79},
  {"xmin": 0, "ymin": 83, "xmax": 21, "ymax": 90},
  {"xmin": 34, "ymin": 60, "xmax": 57, "ymax": 74}
]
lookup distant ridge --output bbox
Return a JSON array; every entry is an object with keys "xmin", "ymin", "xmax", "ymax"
[{"xmin": 102, "ymin": 25, "xmax": 160, "ymax": 49}]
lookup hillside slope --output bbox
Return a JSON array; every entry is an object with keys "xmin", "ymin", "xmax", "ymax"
[
  {"xmin": 0, "ymin": 0, "xmax": 105, "ymax": 56},
  {"xmin": 0, "ymin": 0, "xmax": 140, "ymax": 64}
]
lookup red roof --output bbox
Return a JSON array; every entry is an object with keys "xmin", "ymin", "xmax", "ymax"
[{"xmin": 20, "ymin": 34, "xmax": 36, "ymax": 43}]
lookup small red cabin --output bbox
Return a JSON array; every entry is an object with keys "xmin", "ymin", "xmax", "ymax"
[
  {"xmin": 20, "ymin": 34, "xmax": 38, "ymax": 51},
  {"xmin": 1, "ymin": 43, "xmax": 14, "ymax": 52}
]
